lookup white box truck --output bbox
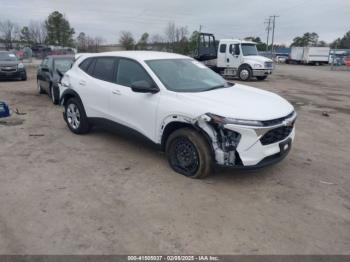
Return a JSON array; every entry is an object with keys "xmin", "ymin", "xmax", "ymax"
[{"xmin": 288, "ymin": 47, "xmax": 330, "ymax": 65}]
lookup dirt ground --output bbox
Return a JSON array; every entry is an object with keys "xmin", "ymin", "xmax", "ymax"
[{"xmin": 0, "ymin": 64, "xmax": 349, "ymax": 255}]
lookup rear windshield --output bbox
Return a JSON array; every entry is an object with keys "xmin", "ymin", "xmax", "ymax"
[
  {"xmin": 54, "ymin": 58, "xmax": 74, "ymax": 72},
  {"xmin": 0, "ymin": 52, "xmax": 18, "ymax": 61}
]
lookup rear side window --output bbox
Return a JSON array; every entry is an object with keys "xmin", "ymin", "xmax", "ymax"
[
  {"xmin": 220, "ymin": 44, "xmax": 227, "ymax": 53},
  {"xmin": 91, "ymin": 57, "xmax": 116, "ymax": 82},
  {"xmin": 79, "ymin": 58, "xmax": 93, "ymax": 73},
  {"xmin": 116, "ymin": 59, "xmax": 154, "ymax": 88}
]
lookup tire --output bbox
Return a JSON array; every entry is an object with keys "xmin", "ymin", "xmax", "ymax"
[
  {"xmin": 64, "ymin": 97, "xmax": 90, "ymax": 134},
  {"xmin": 257, "ymin": 76, "xmax": 268, "ymax": 81},
  {"xmin": 50, "ymin": 84, "xmax": 59, "ymax": 105},
  {"xmin": 238, "ymin": 65, "xmax": 252, "ymax": 81},
  {"xmin": 165, "ymin": 128, "xmax": 213, "ymax": 179},
  {"xmin": 21, "ymin": 73, "xmax": 27, "ymax": 81},
  {"xmin": 37, "ymin": 80, "xmax": 44, "ymax": 94}
]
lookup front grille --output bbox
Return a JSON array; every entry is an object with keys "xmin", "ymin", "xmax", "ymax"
[
  {"xmin": 261, "ymin": 111, "xmax": 294, "ymax": 127},
  {"xmin": 260, "ymin": 125, "xmax": 294, "ymax": 145},
  {"xmin": 0, "ymin": 66, "xmax": 17, "ymax": 73},
  {"xmin": 264, "ymin": 62, "xmax": 273, "ymax": 68}
]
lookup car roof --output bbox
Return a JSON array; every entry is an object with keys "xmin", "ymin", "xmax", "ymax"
[
  {"xmin": 46, "ymin": 55, "xmax": 75, "ymax": 59},
  {"xmin": 82, "ymin": 51, "xmax": 189, "ymax": 62}
]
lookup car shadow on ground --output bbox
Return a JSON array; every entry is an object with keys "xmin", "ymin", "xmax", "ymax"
[{"xmin": 89, "ymin": 123, "xmax": 279, "ymax": 182}]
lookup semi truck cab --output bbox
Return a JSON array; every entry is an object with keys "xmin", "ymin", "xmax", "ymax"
[{"xmin": 195, "ymin": 33, "xmax": 274, "ymax": 81}]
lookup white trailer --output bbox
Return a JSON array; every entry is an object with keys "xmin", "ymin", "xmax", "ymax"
[
  {"xmin": 303, "ymin": 47, "xmax": 330, "ymax": 65},
  {"xmin": 288, "ymin": 47, "xmax": 330, "ymax": 65},
  {"xmin": 289, "ymin": 47, "xmax": 304, "ymax": 62}
]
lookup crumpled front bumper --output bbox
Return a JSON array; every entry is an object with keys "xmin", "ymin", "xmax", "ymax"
[{"xmin": 224, "ymin": 123, "xmax": 295, "ymax": 167}]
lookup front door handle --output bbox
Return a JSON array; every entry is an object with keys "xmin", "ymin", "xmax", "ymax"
[
  {"xmin": 112, "ymin": 89, "xmax": 121, "ymax": 95},
  {"xmin": 79, "ymin": 80, "xmax": 86, "ymax": 86},
  {"xmin": 227, "ymin": 58, "xmax": 230, "ymax": 63}
]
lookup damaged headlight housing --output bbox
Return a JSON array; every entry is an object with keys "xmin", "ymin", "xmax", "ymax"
[{"xmin": 206, "ymin": 113, "xmax": 263, "ymax": 127}]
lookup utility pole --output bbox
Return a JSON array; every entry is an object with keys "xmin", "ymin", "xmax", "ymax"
[
  {"xmin": 265, "ymin": 17, "xmax": 271, "ymax": 52},
  {"xmin": 199, "ymin": 25, "xmax": 203, "ymax": 33},
  {"xmin": 270, "ymin": 15, "xmax": 279, "ymax": 57}
]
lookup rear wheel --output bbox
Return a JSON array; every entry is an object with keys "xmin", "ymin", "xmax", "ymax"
[
  {"xmin": 238, "ymin": 65, "xmax": 252, "ymax": 81},
  {"xmin": 64, "ymin": 98, "xmax": 90, "ymax": 134},
  {"xmin": 257, "ymin": 76, "xmax": 268, "ymax": 81},
  {"xmin": 166, "ymin": 128, "xmax": 213, "ymax": 179},
  {"xmin": 37, "ymin": 80, "xmax": 44, "ymax": 94}
]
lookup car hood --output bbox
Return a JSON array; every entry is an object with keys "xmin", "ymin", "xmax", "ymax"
[
  {"xmin": 243, "ymin": 55, "xmax": 272, "ymax": 64},
  {"xmin": 176, "ymin": 84, "xmax": 294, "ymax": 121},
  {"xmin": 0, "ymin": 61, "xmax": 19, "ymax": 66}
]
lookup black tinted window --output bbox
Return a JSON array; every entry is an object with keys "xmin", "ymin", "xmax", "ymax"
[
  {"xmin": 79, "ymin": 58, "xmax": 92, "ymax": 73},
  {"xmin": 116, "ymin": 59, "xmax": 153, "ymax": 87},
  {"xmin": 220, "ymin": 44, "xmax": 226, "ymax": 53},
  {"xmin": 91, "ymin": 57, "xmax": 116, "ymax": 82}
]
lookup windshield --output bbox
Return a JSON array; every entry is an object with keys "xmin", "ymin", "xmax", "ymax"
[
  {"xmin": 54, "ymin": 58, "xmax": 74, "ymax": 73},
  {"xmin": 146, "ymin": 59, "xmax": 230, "ymax": 92},
  {"xmin": 241, "ymin": 44, "xmax": 258, "ymax": 56},
  {"xmin": 0, "ymin": 52, "xmax": 18, "ymax": 61}
]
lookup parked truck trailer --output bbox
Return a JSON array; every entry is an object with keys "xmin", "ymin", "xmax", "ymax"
[{"xmin": 288, "ymin": 47, "xmax": 330, "ymax": 65}]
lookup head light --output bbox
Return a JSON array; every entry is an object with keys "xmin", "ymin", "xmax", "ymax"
[
  {"xmin": 253, "ymin": 64, "xmax": 263, "ymax": 69},
  {"xmin": 18, "ymin": 63, "xmax": 24, "ymax": 69},
  {"xmin": 206, "ymin": 113, "xmax": 263, "ymax": 127}
]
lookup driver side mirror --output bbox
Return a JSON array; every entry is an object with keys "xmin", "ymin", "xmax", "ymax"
[{"xmin": 131, "ymin": 80, "xmax": 159, "ymax": 94}]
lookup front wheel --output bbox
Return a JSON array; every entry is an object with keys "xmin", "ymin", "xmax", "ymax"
[
  {"xmin": 166, "ymin": 128, "xmax": 213, "ymax": 179},
  {"xmin": 256, "ymin": 76, "xmax": 268, "ymax": 81},
  {"xmin": 238, "ymin": 66, "xmax": 252, "ymax": 81},
  {"xmin": 64, "ymin": 98, "xmax": 90, "ymax": 134}
]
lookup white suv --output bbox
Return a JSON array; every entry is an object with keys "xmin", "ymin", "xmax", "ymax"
[{"xmin": 59, "ymin": 51, "xmax": 296, "ymax": 178}]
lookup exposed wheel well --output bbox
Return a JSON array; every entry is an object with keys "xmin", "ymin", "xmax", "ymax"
[
  {"xmin": 161, "ymin": 121, "xmax": 194, "ymax": 151},
  {"xmin": 160, "ymin": 121, "xmax": 215, "ymax": 160}
]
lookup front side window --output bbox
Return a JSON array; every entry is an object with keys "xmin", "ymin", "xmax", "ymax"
[
  {"xmin": 146, "ymin": 59, "xmax": 229, "ymax": 92},
  {"xmin": 116, "ymin": 59, "xmax": 154, "ymax": 88},
  {"xmin": 241, "ymin": 44, "xmax": 258, "ymax": 56},
  {"xmin": 91, "ymin": 57, "xmax": 116, "ymax": 82}
]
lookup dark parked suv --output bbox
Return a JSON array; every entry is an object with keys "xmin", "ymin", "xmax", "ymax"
[
  {"xmin": 0, "ymin": 51, "xmax": 27, "ymax": 81},
  {"xmin": 37, "ymin": 55, "xmax": 75, "ymax": 104}
]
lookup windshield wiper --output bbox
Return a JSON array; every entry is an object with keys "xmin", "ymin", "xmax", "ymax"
[{"xmin": 204, "ymin": 84, "xmax": 228, "ymax": 92}]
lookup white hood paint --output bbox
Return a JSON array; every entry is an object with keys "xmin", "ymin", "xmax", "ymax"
[{"xmin": 176, "ymin": 84, "xmax": 294, "ymax": 121}]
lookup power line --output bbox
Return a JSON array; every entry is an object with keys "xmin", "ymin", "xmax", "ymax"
[
  {"xmin": 265, "ymin": 17, "xmax": 272, "ymax": 52},
  {"xmin": 270, "ymin": 15, "xmax": 279, "ymax": 57}
]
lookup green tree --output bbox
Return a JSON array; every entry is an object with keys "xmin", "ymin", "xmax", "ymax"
[
  {"xmin": 331, "ymin": 31, "xmax": 350, "ymax": 48},
  {"xmin": 119, "ymin": 31, "xmax": 135, "ymax": 50},
  {"xmin": 45, "ymin": 11, "xmax": 75, "ymax": 46},
  {"xmin": 291, "ymin": 32, "xmax": 319, "ymax": 47},
  {"xmin": 137, "ymin": 32, "xmax": 149, "ymax": 50},
  {"xmin": 20, "ymin": 26, "xmax": 32, "ymax": 45}
]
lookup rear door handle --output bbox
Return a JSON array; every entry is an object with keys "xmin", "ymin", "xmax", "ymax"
[
  {"xmin": 79, "ymin": 80, "xmax": 86, "ymax": 86},
  {"xmin": 112, "ymin": 89, "xmax": 121, "ymax": 95}
]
